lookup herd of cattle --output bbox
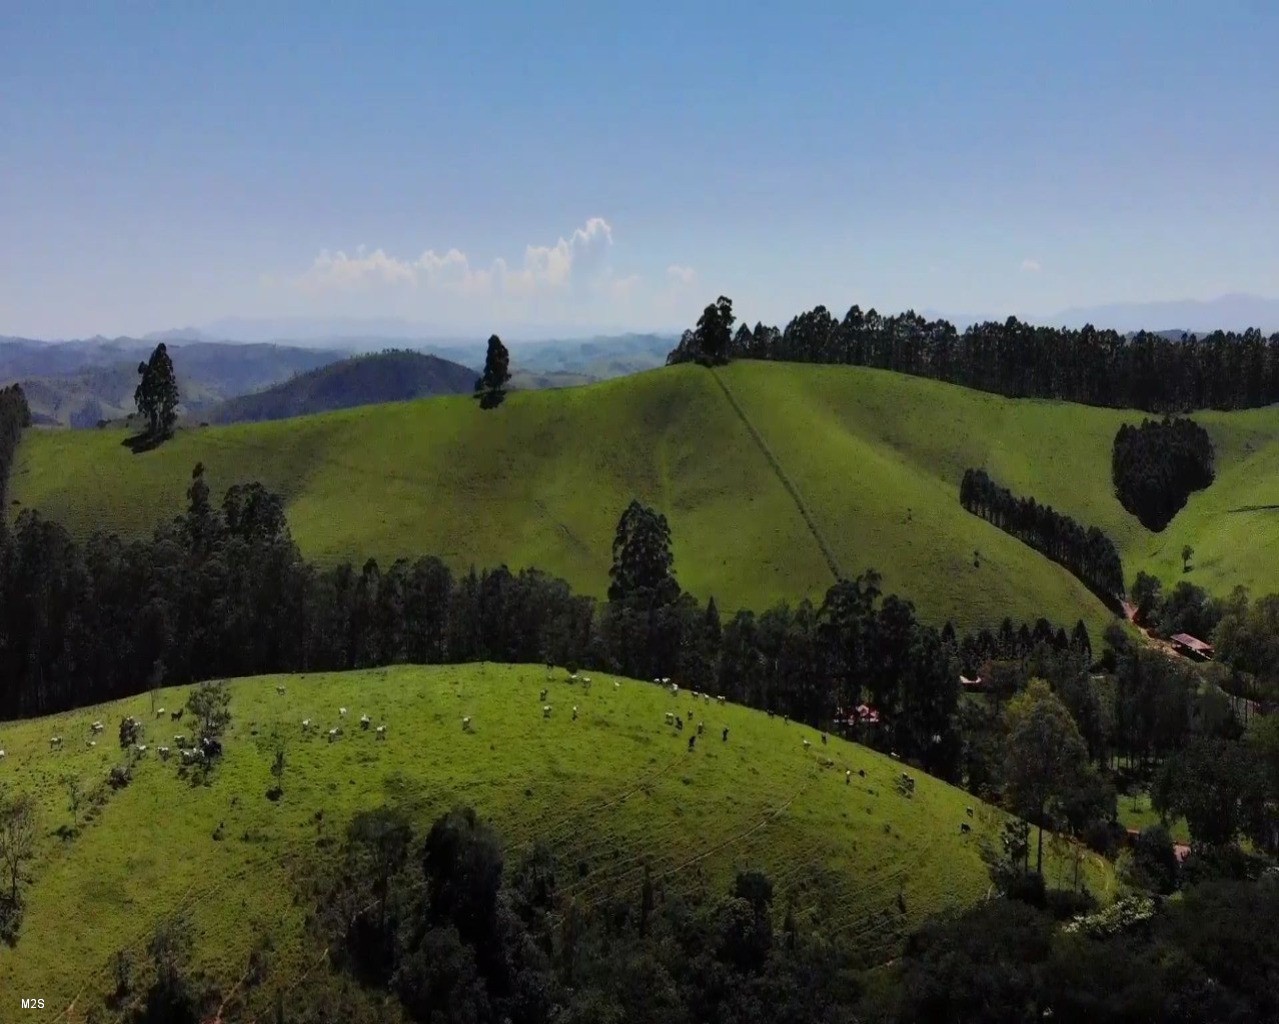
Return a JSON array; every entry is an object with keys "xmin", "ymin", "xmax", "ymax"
[{"xmin": 6, "ymin": 672, "xmax": 983, "ymax": 838}]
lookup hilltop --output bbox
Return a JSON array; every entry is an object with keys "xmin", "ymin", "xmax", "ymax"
[
  {"xmin": 0, "ymin": 664, "xmax": 1111, "ymax": 1014},
  {"xmin": 207, "ymin": 349, "xmax": 477, "ymax": 425}
]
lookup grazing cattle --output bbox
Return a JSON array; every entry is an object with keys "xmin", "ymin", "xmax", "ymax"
[
  {"xmin": 686, "ymin": 709, "xmax": 694, "ymax": 721},
  {"xmin": 201, "ymin": 737, "xmax": 222, "ymax": 758},
  {"xmin": 960, "ymin": 822, "xmax": 971, "ymax": 834},
  {"xmin": 670, "ymin": 683, "xmax": 679, "ymax": 696},
  {"xmin": 858, "ymin": 768, "xmax": 866, "ymax": 777},
  {"xmin": 174, "ymin": 734, "xmax": 188, "ymax": 746},
  {"xmin": 85, "ymin": 739, "xmax": 95, "ymax": 748},
  {"xmin": 688, "ymin": 735, "xmax": 696, "ymax": 751},
  {"xmin": 339, "ymin": 707, "xmax": 348, "ymax": 717},
  {"xmin": 614, "ymin": 681, "xmax": 620, "ymax": 689},
  {"xmin": 572, "ymin": 706, "xmax": 578, "ymax": 721},
  {"xmin": 328, "ymin": 728, "xmax": 340, "ymax": 742},
  {"xmin": 159, "ymin": 746, "xmax": 171, "ymax": 760},
  {"xmin": 543, "ymin": 705, "xmax": 552, "ymax": 719},
  {"xmin": 360, "ymin": 714, "xmax": 371, "ymax": 730},
  {"xmin": 0, "ymin": 749, "xmax": 6, "ymax": 759},
  {"xmin": 966, "ymin": 806, "xmax": 974, "ymax": 817},
  {"xmin": 49, "ymin": 736, "xmax": 63, "ymax": 750},
  {"xmin": 302, "ymin": 719, "xmax": 312, "ymax": 732},
  {"xmin": 91, "ymin": 721, "xmax": 105, "ymax": 733},
  {"xmin": 156, "ymin": 708, "xmax": 165, "ymax": 718},
  {"xmin": 376, "ymin": 725, "xmax": 387, "ymax": 739},
  {"xmin": 171, "ymin": 709, "xmax": 183, "ymax": 721},
  {"xmin": 462, "ymin": 717, "xmax": 472, "ymax": 732},
  {"xmin": 722, "ymin": 727, "xmax": 729, "ymax": 742},
  {"xmin": 180, "ymin": 748, "xmax": 202, "ymax": 765},
  {"xmin": 821, "ymin": 733, "xmax": 827, "ymax": 745},
  {"xmin": 540, "ymin": 689, "xmax": 549, "ymax": 702},
  {"xmin": 676, "ymin": 717, "xmax": 684, "ymax": 731},
  {"xmin": 276, "ymin": 685, "xmax": 286, "ymax": 695},
  {"xmin": 803, "ymin": 739, "xmax": 811, "ymax": 750},
  {"xmin": 664, "ymin": 712, "xmax": 675, "ymax": 725},
  {"xmin": 717, "ymin": 695, "xmax": 726, "ymax": 704},
  {"xmin": 697, "ymin": 722, "xmax": 705, "ymax": 735},
  {"xmin": 135, "ymin": 744, "xmax": 148, "ymax": 754},
  {"xmin": 845, "ymin": 770, "xmax": 852, "ymax": 784}
]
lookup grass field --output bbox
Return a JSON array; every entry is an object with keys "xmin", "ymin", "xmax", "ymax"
[{"xmin": 0, "ymin": 664, "xmax": 1114, "ymax": 1016}]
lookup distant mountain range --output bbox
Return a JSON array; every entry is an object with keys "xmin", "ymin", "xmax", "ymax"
[
  {"xmin": 0, "ymin": 331, "xmax": 677, "ymax": 428},
  {"xmin": 1046, "ymin": 294, "xmax": 1279, "ymax": 334},
  {"xmin": 0, "ymin": 340, "xmax": 346, "ymax": 427},
  {"xmin": 207, "ymin": 350, "xmax": 477, "ymax": 425}
]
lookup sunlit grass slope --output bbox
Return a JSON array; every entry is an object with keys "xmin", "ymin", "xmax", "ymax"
[
  {"xmin": 9, "ymin": 364, "xmax": 1123, "ymax": 632},
  {"xmin": 0, "ymin": 664, "xmax": 1112, "ymax": 1014},
  {"xmin": 717, "ymin": 361, "xmax": 1279, "ymax": 605}
]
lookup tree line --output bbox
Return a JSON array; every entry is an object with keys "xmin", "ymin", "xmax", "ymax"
[
  {"xmin": 0, "ymin": 384, "xmax": 31, "ymax": 508},
  {"xmin": 960, "ymin": 468, "xmax": 1125, "ymax": 603},
  {"xmin": 667, "ymin": 299, "xmax": 1279, "ymax": 412},
  {"xmin": 1112, "ymin": 416, "xmax": 1215, "ymax": 531},
  {"xmin": 0, "ymin": 465, "xmax": 978, "ymax": 777}
]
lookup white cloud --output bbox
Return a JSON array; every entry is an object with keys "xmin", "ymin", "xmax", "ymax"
[
  {"xmin": 666, "ymin": 264, "xmax": 697, "ymax": 286},
  {"xmin": 1020, "ymin": 258, "xmax": 1042, "ymax": 273},
  {"xmin": 292, "ymin": 218, "xmax": 618, "ymax": 300},
  {"xmin": 279, "ymin": 218, "xmax": 703, "ymax": 332}
]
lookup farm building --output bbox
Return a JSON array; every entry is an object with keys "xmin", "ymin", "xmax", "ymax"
[{"xmin": 1170, "ymin": 633, "xmax": 1214, "ymax": 660}]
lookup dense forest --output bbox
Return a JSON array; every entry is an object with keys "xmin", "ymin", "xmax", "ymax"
[
  {"xmin": 1112, "ymin": 417, "xmax": 1216, "ymax": 531},
  {"xmin": 667, "ymin": 301, "xmax": 1279, "ymax": 412},
  {"xmin": 960, "ymin": 468, "xmax": 1125, "ymax": 603}
]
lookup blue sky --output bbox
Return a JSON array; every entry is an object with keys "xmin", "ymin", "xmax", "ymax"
[{"xmin": 2, "ymin": 1, "xmax": 1277, "ymax": 339}]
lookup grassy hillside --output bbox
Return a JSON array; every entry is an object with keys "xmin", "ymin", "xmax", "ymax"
[
  {"xmin": 8, "ymin": 364, "xmax": 1124, "ymax": 633},
  {"xmin": 207, "ymin": 349, "xmax": 477, "ymax": 424},
  {"xmin": 0, "ymin": 664, "xmax": 1112, "ymax": 1014}
]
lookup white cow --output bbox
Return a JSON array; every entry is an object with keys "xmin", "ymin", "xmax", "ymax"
[
  {"xmin": 543, "ymin": 705, "xmax": 552, "ymax": 719},
  {"xmin": 375, "ymin": 725, "xmax": 387, "ymax": 740},
  {"xmin": 339, "ymin": 707, "xmax": 348, "ymax": 718}
]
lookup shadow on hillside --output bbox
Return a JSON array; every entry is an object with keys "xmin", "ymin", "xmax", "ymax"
[
  {"xmin": 121, "ymin": 430, "xmax": 170, "ymax": 454},
  {"xmin": 1227, "ymin": 504, "xmax": 1279, "ymax": 513}
]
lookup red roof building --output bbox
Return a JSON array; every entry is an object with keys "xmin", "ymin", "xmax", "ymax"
[{"xmin": 1170, "ymin": 633, "xmax": 1214, "ymax": 660}]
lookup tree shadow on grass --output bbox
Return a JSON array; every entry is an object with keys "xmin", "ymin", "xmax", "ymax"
[
  {"xmin": 121, "ymin": 430, "xmax": 170, "ymax": 454},
  {"xmin": 475, "ymin": 389, "xmax": 507, "ymax": 410}
]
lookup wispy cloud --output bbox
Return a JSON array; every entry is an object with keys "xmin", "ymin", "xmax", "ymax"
[
  {"xmin": 666, "ymin": 264, "xmax": 697, "ymax": 286},
  {"xmin": 1020, "ymin": 258, "xmax": 1042, "ymax": 273},
  {"xmin": 292, "ymin": 218, "xmax": 619, "ymax": 299}
]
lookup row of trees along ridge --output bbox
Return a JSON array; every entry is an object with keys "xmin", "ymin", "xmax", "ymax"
[{"xmin": 667, "ymin": 298, "xmax": 1279, "ymax": 412}]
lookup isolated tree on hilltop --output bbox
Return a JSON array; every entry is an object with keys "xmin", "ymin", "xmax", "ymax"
[
  {"xmin": 696, "ymin": 295, "xmax": 736, "ymax": 365},
  {"xmin": 608, "ymin": 500, "xmax": 679, "ymax": 606},
  {"xmin": 135, "ymin": 342, "xmax": 179, "ymax": 437},
  {"xmin": 474, "ymin": 334, "xmax": 511, "ymax": 407},
  {"xmin": 664, "ymin": 295, "xmax": 736, "ymax": 366}
]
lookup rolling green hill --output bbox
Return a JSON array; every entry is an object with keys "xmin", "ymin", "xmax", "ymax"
[
  {"xmin": 0, "ymin": 664, "xmax": 1112, "ymax": 1014},
  {"xmin": 11, "ymin": 360, "xmax": 1277, "ymax": 632},
  {"xmin": 207, "ymin": 349, "xmax": 478, "ymax": 424}
]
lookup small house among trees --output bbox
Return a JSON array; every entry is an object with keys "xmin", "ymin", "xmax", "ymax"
[{"xmin": 1169, "ymin": 633, "xmax": 1214, "ymax": 661}]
